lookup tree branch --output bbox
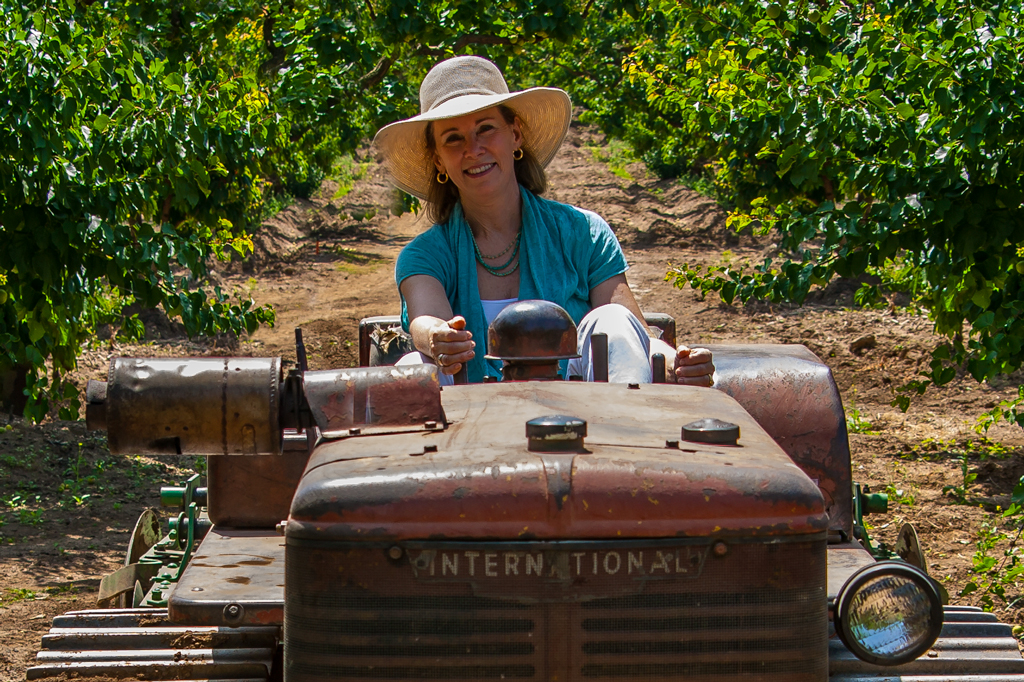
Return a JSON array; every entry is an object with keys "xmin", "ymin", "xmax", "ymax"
[
  {"xmin": 416, "ymin": 45, "xmax": 446, "ymax": 58},
  {"xmin": 360, "ymin": 34, "xmax": 514, "ymax": 90},
  {"xmin": 414, "ymin": 34, "xmax": 514, "ymax": 60},
  {"xmin": 820, "ymin": 174, "xmax": 835, "ymax": 201},
  {"xmin": 161, "ymin": 194, "xmax": 174, "ymax": 224},
  {"xmin": 358, "ymin": 56, "xmax": 395, "ymax": 90},
  {"xmin": 260, "ymin": 15, "xmax": 288, "ymax": 75},
  {"xmin": 452, "ymin": 34, "xmax": 512, "ymax": 52}
]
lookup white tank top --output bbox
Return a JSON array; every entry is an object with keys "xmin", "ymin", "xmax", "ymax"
[{"xmin": 481, "ymin": 298, "xmax": 517, "ymax": 327}]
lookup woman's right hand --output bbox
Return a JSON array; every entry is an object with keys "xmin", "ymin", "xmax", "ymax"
[{"xmin": 428, "ymin": 315, "xmax": 475, "ymax": 375}]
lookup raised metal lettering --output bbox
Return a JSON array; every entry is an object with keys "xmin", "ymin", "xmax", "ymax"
[
  {"xmin": 485, "ymin": 553, "xmax": 498, "ymax": 577},
  {"xmin": 412, "ymin": 546, "xmax": 708, "ymax": 582}
]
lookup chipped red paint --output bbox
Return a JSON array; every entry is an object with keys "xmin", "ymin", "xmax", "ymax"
[
  {"xmin": 207, "ymin": 449, "xmax": 308, "ymax": 528},
  {"xmin": 302, "ymin": 365, "xmax": 444, "ymax": 433},
  {"xmin": 289, "ymin": 382, "xmax": 828, "ymax": 541},
  {"xmin": 708, "ymin": 344, "xmax": 853, "ymax": 538}
]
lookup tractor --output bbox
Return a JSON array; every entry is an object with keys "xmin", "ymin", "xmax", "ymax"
[{"xmin": 27, "ymin": 301, "xmax": 1024, "ymax": 681}]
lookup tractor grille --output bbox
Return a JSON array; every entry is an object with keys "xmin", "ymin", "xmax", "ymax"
[{"xmin": 285, "ymin": 538, "xmax": 826, "ymax": 681}]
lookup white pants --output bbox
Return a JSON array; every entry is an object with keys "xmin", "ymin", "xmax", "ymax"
[{"xmin": 396, "ymin": 304, "xmax": 674, "ymax": 385}]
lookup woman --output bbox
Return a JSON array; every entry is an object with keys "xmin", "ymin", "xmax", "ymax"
[{"xmin": 373, "ymin": 56, "xmax": 714, "ymax": 385}]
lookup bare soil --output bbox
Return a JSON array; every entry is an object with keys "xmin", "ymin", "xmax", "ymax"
[{"xmin": 2, "ymin": 123, "xmax": 1022, "ymax": 680}]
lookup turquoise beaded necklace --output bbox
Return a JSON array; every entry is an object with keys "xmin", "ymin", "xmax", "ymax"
[{"xmin": 473, "ymin": 229, "xmax": 521, "ymax": 277}]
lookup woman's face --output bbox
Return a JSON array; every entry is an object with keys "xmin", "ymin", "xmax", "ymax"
[{"xmin": 432, "ymin": 107, "xmax": 523, "ymax": 204}]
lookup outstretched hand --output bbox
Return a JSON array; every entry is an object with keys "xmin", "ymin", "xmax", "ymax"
[
  {"xmin": 429, "ymin": 315, "xmax": 475, "ymax": 375},
  {"xmin": 673, "ymin": 345, "xmax": 714, "ymax": 386}
]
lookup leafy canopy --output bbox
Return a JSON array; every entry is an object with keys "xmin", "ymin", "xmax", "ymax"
[
  {"xmin": 616, "ymin": 0, "xmax": 1024, "ymax": 410},
  {"xmin": 0, "ymin": 0, "xmax": 600, "ymax": 420},
  {"xmin": 9, "ymin": 0, "xmax": 1021, "ymax": 426}
]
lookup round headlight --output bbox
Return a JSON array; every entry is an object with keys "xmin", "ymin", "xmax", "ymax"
[{"xmin": 834, "ymin": 561, "xmax": 943, "ymax": 666}]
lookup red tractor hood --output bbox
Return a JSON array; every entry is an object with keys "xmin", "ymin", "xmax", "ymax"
[{"xmin": 287, "ymin": 382, "xmax": 827, "ymax": 541}]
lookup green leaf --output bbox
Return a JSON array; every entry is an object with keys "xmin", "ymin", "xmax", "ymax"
[
  {"xmin": 971, "ymin": 287, "xmax": 992, "ymax": 308},
  {"xmin": 777, "ymin": 143, "xmax": 801, "ymax": 176},
  {"xmin": 163, "ymin": 73, "xmax": 185, "ymax": 93},
  {"xmin": 807, "ymin": 65, "xmax": 832, "ymax": 83},
  {"xmin": 960, "ymin": 581, "xmax": 979, "ymax": 597},
  {"xmin": 894, "ymin": 103, "xmax": 915, "ymax": 119},
  {"xmin": 27, "ymin": 320, "xmax": 45, "ymax": 343},
  {"xmin": 92, "ymin": 114, "xmax": 110, "ymax": 132}
]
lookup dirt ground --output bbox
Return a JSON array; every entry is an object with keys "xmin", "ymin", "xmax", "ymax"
[{"xmin": 2, "ymin": 123, "xmax": 1023, "ymax": 679}]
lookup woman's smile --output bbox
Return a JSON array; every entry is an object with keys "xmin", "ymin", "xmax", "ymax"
[{"xmin": 465, "ymin": 162, "xmax": 496, "ymax": 177}]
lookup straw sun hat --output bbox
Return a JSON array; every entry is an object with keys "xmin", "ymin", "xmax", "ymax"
[{"xmin": 373, "ymin": 56, "xmax": 572, "ymax": 201}]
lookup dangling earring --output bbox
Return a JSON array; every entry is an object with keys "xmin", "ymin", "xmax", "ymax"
[
  {"xmin": 513, "ymin": 148, "xmax": 524, "ymax": 161},
  {"xmin": 436, "ymin": 171, "xmax": 449, "ymax": 184}
]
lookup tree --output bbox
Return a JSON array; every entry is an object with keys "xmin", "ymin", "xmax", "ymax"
[
  {"xmin": 0, "ymin": 1, "xmax": 284, "ymax": 420},
  {"xmin": 0, "ymin": 0, "xmax": 606, "ymax": 420},
  {"xmin": 617, "ymin": 0, "xmax": 1024, "ymax": 418}
]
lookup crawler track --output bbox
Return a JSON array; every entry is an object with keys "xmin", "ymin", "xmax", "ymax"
[{"xmin": 27, "ymin": 607, "xmax": 279, "ymax": 681}]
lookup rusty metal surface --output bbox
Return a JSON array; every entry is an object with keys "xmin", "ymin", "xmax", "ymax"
[
  {"xmin": 643, "ymin": 311, "xmax": 677, "ymax": 349},
  {"xmin": 486, "ymin": 299, "xmax": 579, "ymax": 361},
  {"xmin": 292, "ymin": 382, "xmax": 827, "ymax": 541},
  {"xmin": 826, "ymin": 543, "xmax": 877, "ymax": 600},
  {"xmin": 358, "ymin": 314, "xmax": 416, "ymax": 368},
  {"xmin": 98, "ymin": 563, "xmax": 159, "ymax": 608},
  {"xmin": 207, "ymin": 446, "xmax": 309, "ymax": 528},
  {"xmin": 126, "ymin": 508, "xmax": 162, "ymax": 564},
  {"xmin": 27, "ymin": 607, "xmax": 277, "ymax": 681},
  {"xmin": 707, "ymin": 344, "xmax": 853, "ymax": 538},
  {"xmin": 104, "ymin": 357, "xmax": 282, "ymax": 456},
  {"xmin": 169, "ymin": 528, "xmax": 285, "ymax": 626},
  {"xmin": 830, "ymin": 606, "xmax": 1024, "ymax": 679},
  {"xmin": 302, "ymin": 364, "xmax": 444, "ymax": 437},
  {"xmin": 359, "ymin": 315, "xmax": 400, "ymax": 367},
  {"xmin": 284, "ymin": 536, "xmax": 827, "ymax": 682}
]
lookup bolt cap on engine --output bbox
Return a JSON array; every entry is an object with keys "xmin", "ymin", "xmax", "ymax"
[
  {"xmin": 527, "ymin": 415, "xmax": 587, "ymax": 452},
  {"xmin": 682, "ymin": 418, "xmax": 740, "ymax": 446}
]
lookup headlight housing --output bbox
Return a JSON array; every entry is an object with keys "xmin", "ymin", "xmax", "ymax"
[{"xmin": 834, "ymin": 560, "xmax": 943, "ymax": 666}]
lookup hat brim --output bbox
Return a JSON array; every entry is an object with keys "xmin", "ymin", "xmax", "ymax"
[{"xmin": 373, "ymin": 87, "xmax": 572, "ymax": 201}]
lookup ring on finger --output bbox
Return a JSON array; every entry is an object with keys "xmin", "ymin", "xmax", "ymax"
[{"xmin": 437, "ymin": 353, "xmax": 447, "ymax": 366}]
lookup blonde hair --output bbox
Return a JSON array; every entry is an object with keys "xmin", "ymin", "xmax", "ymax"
[{"xmin": 424, "ymin": 105, "xmax": 547, "ymax": 225}]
